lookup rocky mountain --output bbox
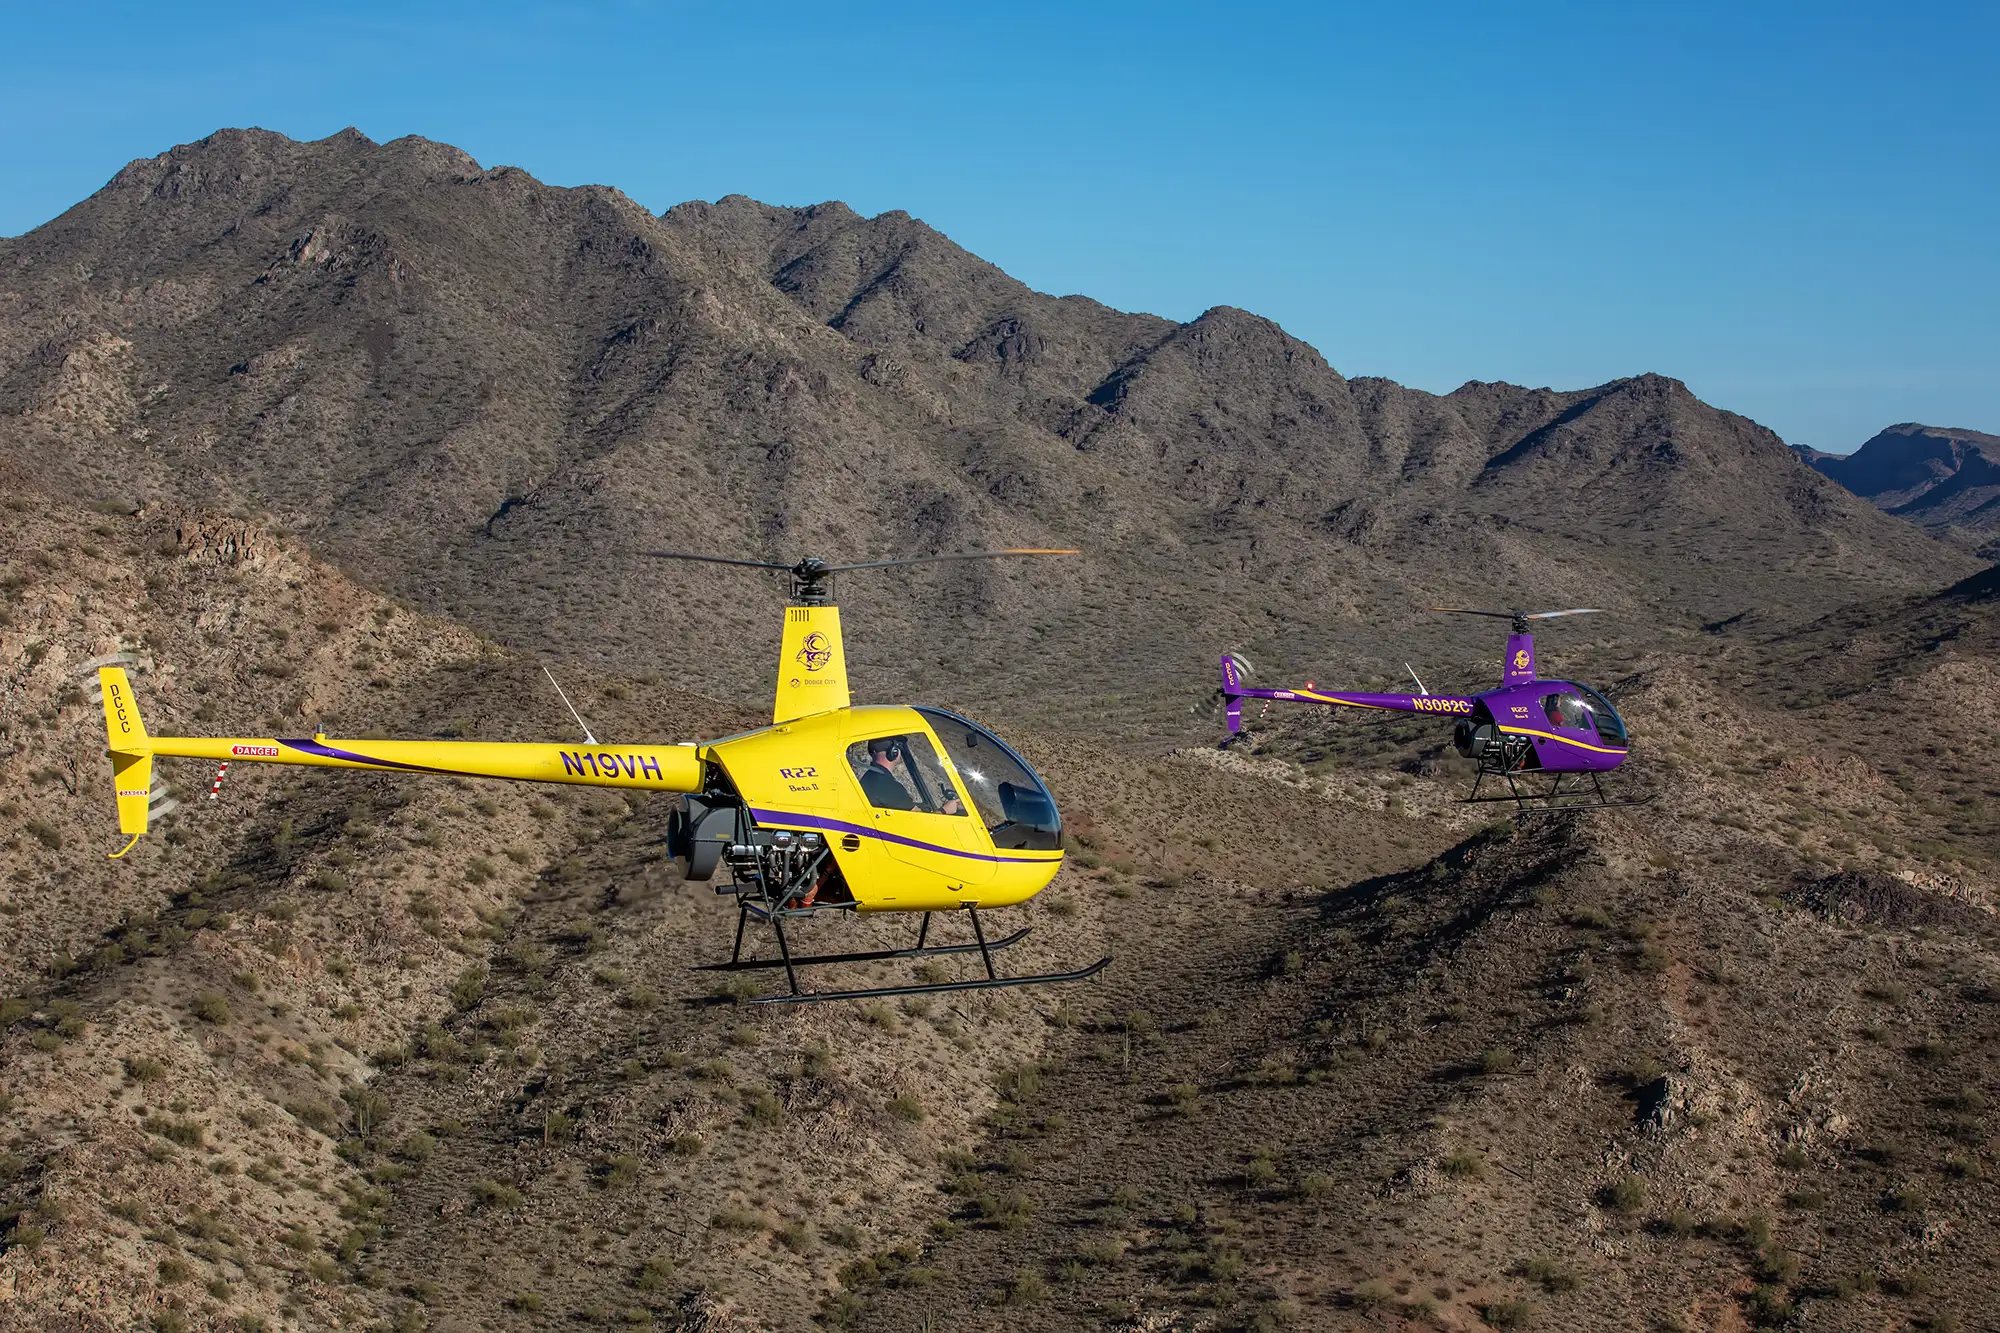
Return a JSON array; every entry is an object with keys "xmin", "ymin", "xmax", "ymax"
[
  {"xmin": 0, "ymin": 128, "xmax": 1977, "ymax": 720},
  {"xmin": 1798, "ymin": 424, "xmax": 2000, "ymax": 558},
  {"xmin": 3, "ymin": 129, "xmax": 1997, "ymax": 1333}
]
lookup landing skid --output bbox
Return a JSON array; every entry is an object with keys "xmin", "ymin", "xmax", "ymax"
[
  {"xmin": 700, "ymin": 902, "xmax": 1111, "ymax": 1005},
  {"xmin": 1462, "ymin": 767, "xmax": 1652, "ymax": 816}
]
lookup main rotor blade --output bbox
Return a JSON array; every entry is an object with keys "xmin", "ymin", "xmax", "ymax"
[
  {"xmin": 827, "ymin": 548, "xmax": 1081, "ymax": 573},
  {"xmin": 639, "ymin": 550, "xmax": 795, "ymax": 571},
  {"xmin": 1429, "ymin": 606, "xmax": 1604, "ymax": 620}
]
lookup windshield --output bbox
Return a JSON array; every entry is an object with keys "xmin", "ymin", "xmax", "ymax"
[
  {"xmin": 916, "ymin": 708, "xmax": 1061, "ymax": 851},
  {"xmin": 1571, "ymin": 684, "xmax": 1630, "ymax": 748}
]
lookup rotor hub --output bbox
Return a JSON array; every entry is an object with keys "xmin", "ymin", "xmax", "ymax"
[{"xmin": 789, "ymin": 557, "xmax": 833, "ymax": 604}]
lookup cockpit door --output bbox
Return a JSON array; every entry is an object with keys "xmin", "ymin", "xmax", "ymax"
[{"xmin": 844, "ymin": 726, "xmax": 993, "ymax": 886}]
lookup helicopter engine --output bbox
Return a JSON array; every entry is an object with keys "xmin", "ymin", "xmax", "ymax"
[
  {"xmin": 1453, "ymin": 718, "xmax": 1536, "ymax": 773},
  {"xmin": 1452, "ymin": 719, "xmax": 1499, "ymax": 759},
  {"xmin": 667, "ymin": 795, "xmax": 741, "ymax": 881},
  {"xmin": 667, "ymin": 795, "xmax": 851, "ymax": 908}
]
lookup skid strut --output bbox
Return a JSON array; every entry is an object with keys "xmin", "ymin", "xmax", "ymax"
[
  {"xmin": 1462, "ymin": 766, "xmax": 1651, "ymax": 815},
  {"xmin": 697, "ymin": 905, "xmax": 1109, "ymax": 1005}
]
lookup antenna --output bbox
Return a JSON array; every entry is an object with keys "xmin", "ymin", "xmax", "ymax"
[
  {"xmin": 1405, "ymin": 663, "xmax": 1429, "ymax": 695},
  {"xmin": 543, "ymin": 667, "xmax": 598, "ymax": 745}
]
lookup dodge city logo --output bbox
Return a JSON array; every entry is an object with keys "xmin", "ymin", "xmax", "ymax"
[
  {"xmin": 795, "ymin": 632, "xmax": 832, "ymax": 673},
  {"xmin": 1512, "ymin": 649, "xmax": 1531, "ymax": 670}
]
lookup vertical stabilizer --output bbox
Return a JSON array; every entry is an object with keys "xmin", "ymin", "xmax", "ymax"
[
  {"xmin": 99, "ymin": 667, "xmax": 155, "ymax": 836},
  {"xmin": 1503, "ymin": 632, "xmax": 1537, "ymax": 685},
  {"xmin": 775, "ymin": 605, "xmax": 850, "ymax": 723},
  {"xmin": 1220, "ymin": 653, "xmax": 1246, "ymax": 735}
]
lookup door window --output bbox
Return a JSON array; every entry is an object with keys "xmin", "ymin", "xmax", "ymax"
[
  {"xmin": 1540, "ymin": 692, "xmax": 1593, "ymax": 731},
  {"xmin": 845, "ymin": 733, "xmax": 966, "ymax": 816}
]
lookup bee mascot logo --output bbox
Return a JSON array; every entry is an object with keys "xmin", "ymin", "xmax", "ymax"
[
  {"xmin": 1512, "ymin": 648, "xmax": 1531, "ymax": 671},
  {"xmin": 795, "ymin": 631, "xmax": 833, "ymax": 673}
]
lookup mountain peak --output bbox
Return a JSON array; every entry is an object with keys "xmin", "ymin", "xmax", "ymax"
[{"xmin": 1802, "ymin": 422, "xmax": 2000, "ymax": 556}]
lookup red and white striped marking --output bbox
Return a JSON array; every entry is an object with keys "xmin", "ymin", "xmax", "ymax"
[{"xmin": 208, "ymin": 763, "xmax": 229, "ymax": 800}]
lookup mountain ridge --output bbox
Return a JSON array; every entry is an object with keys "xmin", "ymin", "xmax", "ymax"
[
  {"xmin": 1795, "ymin": 423, "xmax": 2000, "ymax": 558},
  {"xmin": 0, "ymin": 127, "xmax": 1977, "ymax": 718},
  {"xmin": 3, "ymin": 128, "xmax": 1998, "ymax": 1333}
]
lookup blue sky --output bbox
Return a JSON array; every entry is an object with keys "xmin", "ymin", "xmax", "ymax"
[{"xmin": 4, "ymin": 1, "xmax": 1993, "ymax": 450}]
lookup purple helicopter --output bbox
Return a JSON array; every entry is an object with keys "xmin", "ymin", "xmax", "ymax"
[{"xmin": 1211, "ymin": 608, "xmax": 1639, "ymax": 813}]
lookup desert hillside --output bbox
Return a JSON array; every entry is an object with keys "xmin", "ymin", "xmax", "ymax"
[{"xmin": 1, "ymin": 130, "xmax": 1996, "ymax": 1333}]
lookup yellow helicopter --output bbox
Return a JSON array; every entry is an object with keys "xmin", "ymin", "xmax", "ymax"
[{"xmin": 96, "ymin": 550, "xmax": 1106, "ymax": 1003}]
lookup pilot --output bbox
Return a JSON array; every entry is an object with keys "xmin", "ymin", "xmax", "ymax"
[{"xmin": 862, "ymin": 737, "xmax": 961, "ymax": 814}]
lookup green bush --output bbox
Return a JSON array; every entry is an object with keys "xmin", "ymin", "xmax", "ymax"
[
  {"xmin": 1441, "ymin": 1151, "xmax": 1486, "ymax": 1179},
  {"xmin": 1603, "ymin": 1174, "xmax": 1646, "ymax": 1214},
  {"xmin": 191, "ymin": 992, "xmax": 231, "ymax": 1024},
  {"xmin": 449, "ymin": 966, "xmax": 487, "ymax": 1011},
  {"xmin": 740, "ymin": 1086, "xmax": 783, "ymax": 1126},
  {"xmin": 1293, "ymin": 1172, "xmax": 1334, "ymax": 1200},
  {"xmin": 125, "ymin": 1055, "xmax": 168, "ymax": 1083},
  {"xmin": 1481, "ymin": 1298, "xmax": 1535, "ymax": 1327},
  {"xmin": 1744, "ymin": 1285, "xmax": 1793, "ymax": 1326},
  {"xmin": 148, "ymin": 1117, "xmax": 205, "ymax": 1147},
  {"xmin": 1003, "ymin": 1268, "xmax": 1046, "ymax": 1304},
  {"xmin": 473, "ymin": 1179, "xmax": 523, "ymax": 1209},
  {"xmin": 995, "ymin": 1062, "xmax": 1042, "ymax": 1104},
  {"xmin": 1521, "ymin": 1257, "xmax": 1577, "ymax": 1293}
]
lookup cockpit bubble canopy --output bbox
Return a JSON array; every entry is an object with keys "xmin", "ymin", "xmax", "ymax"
[
  {"xmin": 1571, "ymin": 683, "xmax": 1629, "ymax": 748},
  {"xmin": 917, "ymin": 708, "xmax": 1062, "ymax": 851}
]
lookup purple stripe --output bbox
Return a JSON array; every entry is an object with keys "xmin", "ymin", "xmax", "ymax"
[
  {"xmin": 277, "ymin": 738, "xmax": 482, "ymax": 778},
  {"xmin": 750, "ymin": 809, "xmax": 1061, "ymax": 865}
]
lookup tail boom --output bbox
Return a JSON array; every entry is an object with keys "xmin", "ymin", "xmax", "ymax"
[
  {"xmin": 144, "ymin": 735, "xmax": 705, "ymax": 791},
  {"xmin": 1233, "ymin": 686, "xmax": 1477, "ymax": 718},
  {"xmin": 97, "ymin": 666, "xmax": 705, "ymax": 855}
]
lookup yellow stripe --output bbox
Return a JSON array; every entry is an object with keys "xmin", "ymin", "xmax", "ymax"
[{"xmin": 1498, "ymin": 725, "xmax": 1628, "ymax": 755}]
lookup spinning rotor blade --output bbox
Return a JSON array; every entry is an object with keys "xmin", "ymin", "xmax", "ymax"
[
  {"xmin": 827, "ymin": 548, "xmax": 1080, "ymax": 573},
  {"xmin": 640, "ymin": 550, "xmax": 797, "ymax": 571},
  {"xmin": 1193, "ymin": 653, "xmax": 1255, "ymax": 717},
  {"xmin": 1430, "ymin": 606, "xmax": 1604, "ymax": 620}
]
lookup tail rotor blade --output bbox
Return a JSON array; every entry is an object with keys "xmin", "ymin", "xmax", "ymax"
[{"xmin": 1196, "ymin": 653, "xmax": 1255, "ymax": 718}]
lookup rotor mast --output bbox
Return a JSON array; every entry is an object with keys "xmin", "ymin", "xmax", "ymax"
[{"xmin": 639, "ymin": 547, "xmax": 1080, "ymax": 723}]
